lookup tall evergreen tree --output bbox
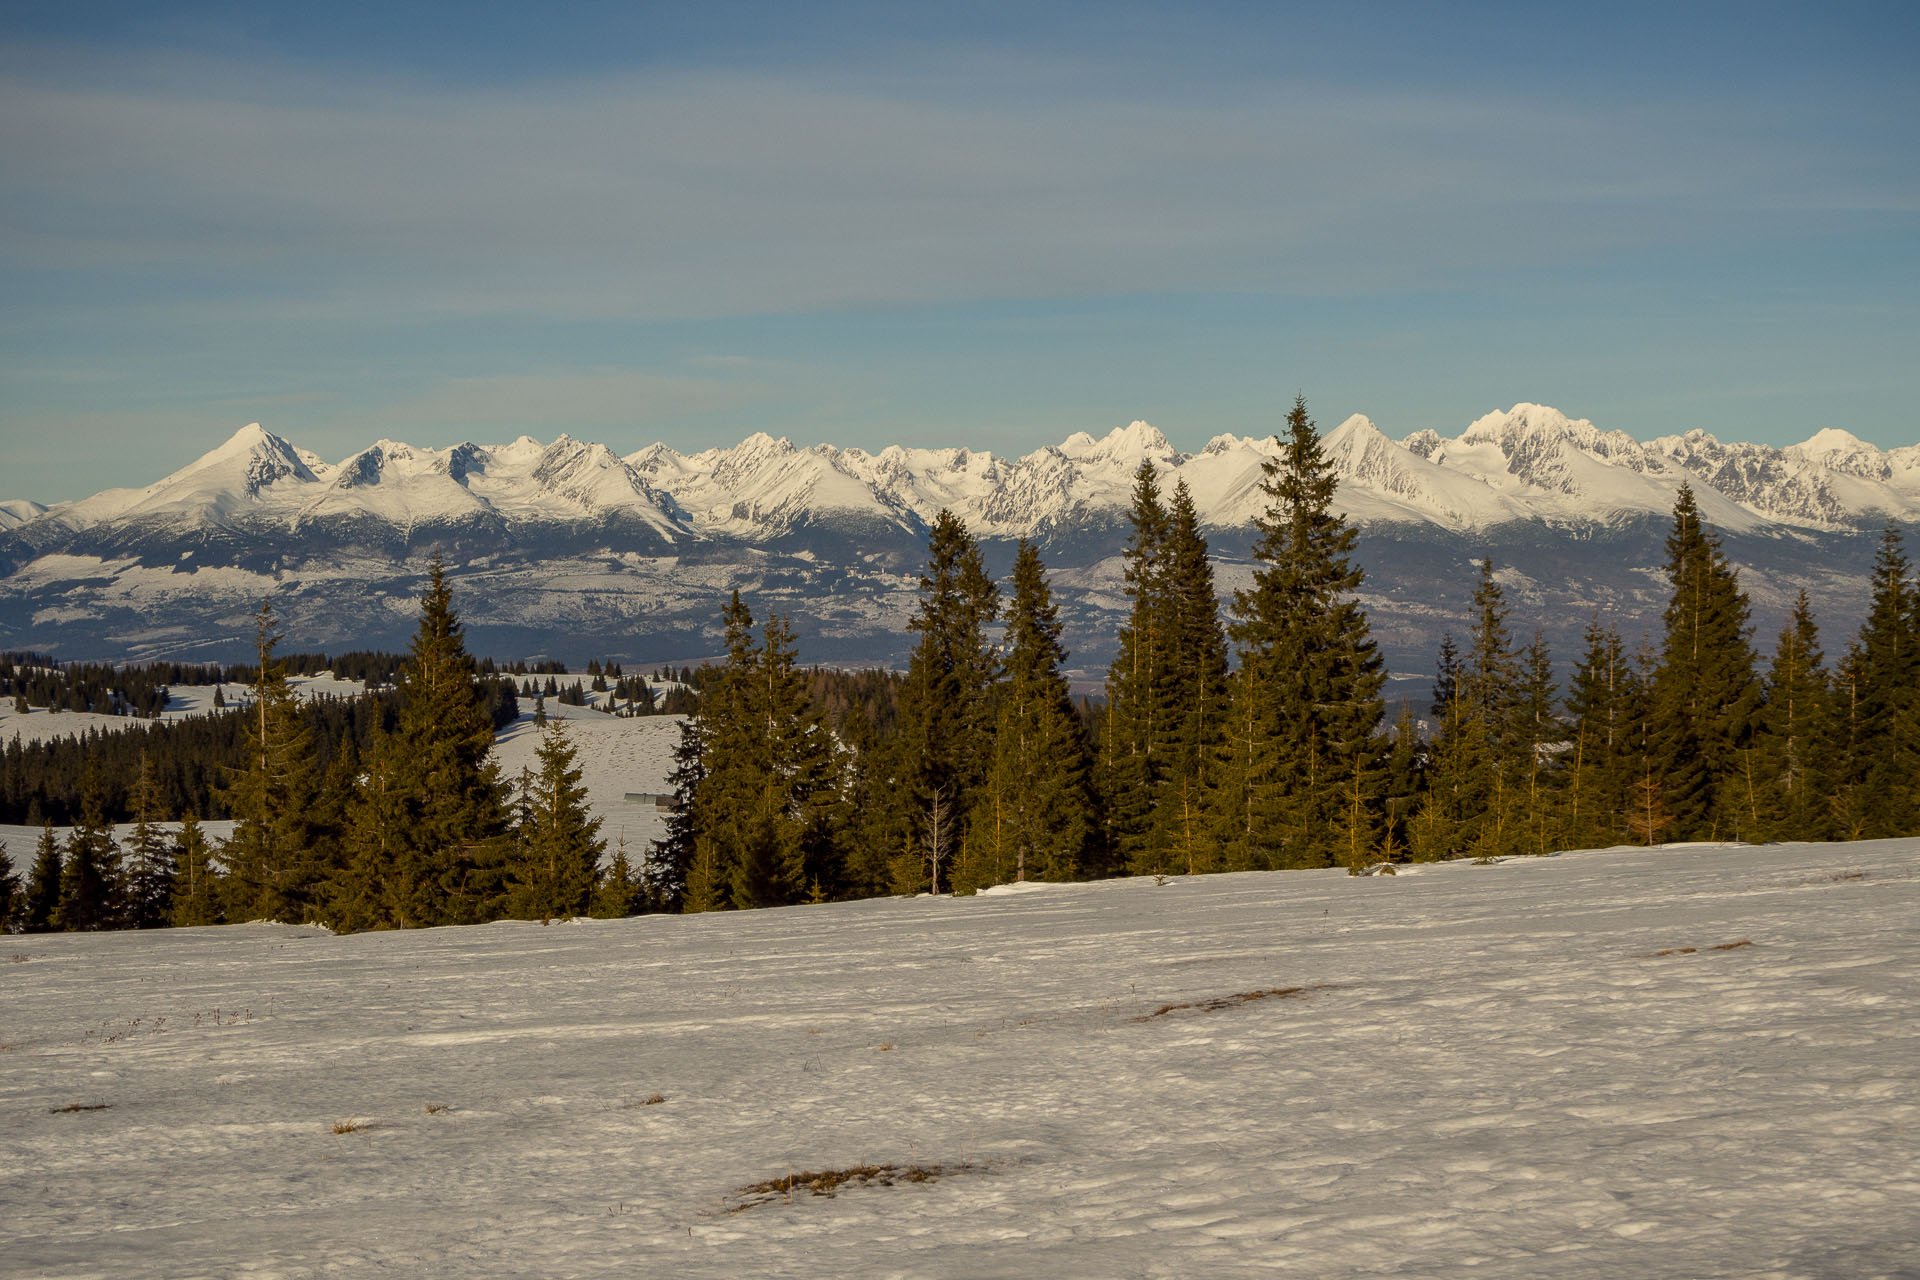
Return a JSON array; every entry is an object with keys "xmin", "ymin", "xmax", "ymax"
[
  {"xmin": 0, "ymin": 842, "xmax": 22, "ymax": 933},
  {"xmin": 1460, "ymin": 558, "xmax": 1522, "ymax": 744},
  {"xmin": 122, "ymin": 753, "xmax": 176, "ymax": 928},
  {"xmin": 1102, "ymin": 462, "xmax": 1170, "ymax": 868},
  {"xmin": 1561, "ymin": 618, "xmax": 1638, "ymax": 848},
  {"xmin": 509, "ymin": 721, "xmax": 604, "ymax": 921},
  {"xmin": 1217, "ymin": 396, "xmax": 1386, "ymax": 868},
  {"xmin": 1752, "ymin": 592, "xmax": 1833, "ymax": 841},
  {"xmin": 592, "ymin": 837, "xmax": 641, "ymax": 918},
  {"xmin": 967, "ymin": 541, "xmax": 1096, "ymax": 887},
  {"xmin": 389, "ymin": 558, "xmax": 511, "ymax": 925},
  {"xmin": 1512, "ymin": 631, "xmax": 1563, "ymax": 855},
  {"xmin": 56, "ymin": 764, "xmax": 121, "ymax": 931},
  {"xmin": 1837, "ymin": 526, "xmax": 1920, "ymax": 837},
  {"xmin": 1150, "ymin": 481, "xmax": 1231, "ymax": 875},
  {"xmin": 169, "ymin": 814, "xmax": 223, "ymax": 927},
  {"xmin": 218, "ymin": 602, "xmax": 319, "ymax": 922},
  {"xmin": 1416, "ymin": 563, "xmax": 1538, "ymax": 859},
  {"xmin": 686, "ymin": 596, "xmax": 843, "ymax": 909},
  {"xmin": 650, "ymin": 715, "xmax": 708, "ymax": 911},
  {"xmin": 24, "ymin": 821, "xmax": 62, "ymax": 932},
  {"xmin": 894, "ymin": 511, "xmax": 1000, "ymax": 891},
  {"xmin": 333, "ymin": 721, "xmax": 410, "ymax": 931},
  {"xmin": 1649, "ymin": 486, "xmax": 1762, "ymax": 839}
]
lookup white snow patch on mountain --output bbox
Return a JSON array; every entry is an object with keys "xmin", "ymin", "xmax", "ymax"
[{"xmin": 9, "ymin": 405, "xmax": 1918, "ymax": 548}]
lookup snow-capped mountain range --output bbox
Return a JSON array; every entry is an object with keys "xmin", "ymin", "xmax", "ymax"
[
  {"xmin": 1, "ymin": 404, "xmax": 1911, "ymax": 673},
  {"xmin": 9, "ymin": 404, "xmax": 1918, "ymax": 548}
]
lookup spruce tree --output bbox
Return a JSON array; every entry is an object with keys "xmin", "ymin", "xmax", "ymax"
[
  {"xmin": 747, "ymin": 613, "xmax": 842, "ymax": 904},
  {"xmin": 56, "ymin": 766, "xmax": 121, "ymax": 931},
  {"xmin": 122, "ymin": 753, "xmax": 176, "ymax": 928},
  {"xmin": 1410, "ymin": 658, "xmax": 1492, "ymax": 863},
  {"xmin": 169, "ymin": 814, "xmax": 223, "ymax": 927},
  {"xmin": 1217, "ymin": 396, "xmax": 1387, "ymax": 869},
  {"xmin": 1151, "ymin": 481, "xmax": 1231, "ymax": 875},
  {"xmin": 683, "ymin": 597, "xmax": 842, "ymax": 909},
  {"xmin": 1752, "ymin": 592, "xmax": 1833, "ymax": 841},
  {"xmin": 24, "ymin": 821, "xmax": 62, "ymax": 932},
  {"xmin": 333, "ymin": 721, "xmax": 411, "ymax": 931},
  {"xmin": 0, "ymin": 842, "xmax": 22, "ymax": 933},
  {"xmin": 968, "ymin": 541, "xmax": 1096, "ymax": 887},
  {"xmin": 1378, "ymin": 700, "xmax": 1424, "ymax": 862},
  {"xmin": 1838, "ymin": 526, "xmax": 1920, "ymax": 837},
  {"xmin": 1514, "ymin": 632, "xmax": 1562, "ymax": 855},
  {"xmin": 650, "ymin": 716, "xmax": 707, "ymax": 910},
  {"xmin": 592, "ymin": 838, "xmax": 640, "ymax": 918},
  {"xmin": 1417, "ymin": 561, "xmax": 1536, "ymax": 859},
  {"xmin": 218, "ymin": 601, "xmax": 319, "ymax": 922},
  {"xmin": 687, "ymin": 592, "xmax": 774, "ymax": 908},
  {"xmin": 389, "ymin": 558, "xmax": 510, "ymax": 925},
  {"xmin": 1460, "ymin": 559, "xmax": 1522, "ymax": 744},
  {"xmin": 510, "ymin": 721, "xmax": 604, "ymax": 921},
  {"xmin": 1561, "ymin": 618, "xmax": 1637, "ymax": 848},
  {"xmin": 894, "ymin": 511, "xmax": 1000, "ymax": 891},
  {"xmin": 1648, "ymin": 486, "xmax": 1762, "ymax": 839},
  {"xmin": 1102, "ymin": 461, "xmax": 1170, "ymax": 868}
]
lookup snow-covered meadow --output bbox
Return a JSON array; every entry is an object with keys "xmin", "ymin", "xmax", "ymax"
[{"xmin": 4, "ymin": 839, "xmax": 1916, "ymax": 1278}]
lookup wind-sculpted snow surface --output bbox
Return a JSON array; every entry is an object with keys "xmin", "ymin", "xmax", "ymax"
[{"xmin": 5, "ymin": 840, "xmax": 1916, "ymax": 1278}]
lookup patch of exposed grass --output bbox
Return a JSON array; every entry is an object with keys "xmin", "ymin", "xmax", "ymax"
[
  {"xmin": 330, "ymin": 1119, "xmax": 368, "ymax": 1135},
  {"xmin": 423, "ymin": 1103, "xmax": 449, "ymax": 1115},
  {"xmin": 876, "ymin": 1042, "xmax": 893, "ymax": 1052},
  {"xmin": 1638, "ymin": 938, "xmax": 1753, "ymax": 958},
  {"xmin": 730, "ymin": 1162, "xmax": 977, "ymax": 1211},
  {"xmin": 1133, "ymin": 986, "xmax": 1313, "ymax": 1022},
  {"xmin": 50, "ymin": 1102, "xmax": 110, "ymax": 1114}
]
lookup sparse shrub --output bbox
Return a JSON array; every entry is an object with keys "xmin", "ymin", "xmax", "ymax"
[{"xmin": 330, "ymin": 1119, "xmax": 367, "ymax": 1134}]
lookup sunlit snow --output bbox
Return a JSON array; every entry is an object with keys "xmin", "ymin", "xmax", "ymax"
[{"xmin": 4, "ymin": 839, "xmax": 1915, "ymax": 1277}]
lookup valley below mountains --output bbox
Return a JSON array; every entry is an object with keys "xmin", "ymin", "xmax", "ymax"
[{"xmin": 2, "ymin": 404, "xmax": 1913, "ymax": 678}]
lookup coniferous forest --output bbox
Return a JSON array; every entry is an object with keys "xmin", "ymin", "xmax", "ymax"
[{"xmin": 2, "ymin": 397, "xmax": 1917, "ymax": 935}]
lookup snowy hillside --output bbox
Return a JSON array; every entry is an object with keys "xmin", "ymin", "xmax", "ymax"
[{"xmin": 4, "ymin": 838, "xmax": 1915, "ymax": 1278}]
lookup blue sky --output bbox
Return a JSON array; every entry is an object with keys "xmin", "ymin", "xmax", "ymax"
[{"xmin": 3, "ymin": 0, "xmax": 1916, "ymax": 500}]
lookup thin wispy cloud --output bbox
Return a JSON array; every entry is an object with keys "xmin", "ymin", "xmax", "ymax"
[
  {"xmin": 4, "ymin": 45, "xmax": 1899, "ymax": 322},
  {"xmin": 1, "ymin": 5, "xmax": 1915, "ymax": 499}
]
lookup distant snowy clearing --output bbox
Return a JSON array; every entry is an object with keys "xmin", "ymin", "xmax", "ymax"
[
  {"xmin": 0, "ymin": 674, "xmax": 370, "ymax": 747},
  {"xmin": 5, "ymin": 840, "xmax": 1916, "ymax": 1278}
]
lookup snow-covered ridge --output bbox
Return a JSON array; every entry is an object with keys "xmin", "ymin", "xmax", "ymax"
[{"xmin": 8, "ymin": 407, "xmax": 1918, "ymax": 547}]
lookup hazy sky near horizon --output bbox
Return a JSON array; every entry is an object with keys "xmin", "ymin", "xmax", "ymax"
[{"xmin": 3, "ymin": 0, "xmax": 1917, "ymax": 501}]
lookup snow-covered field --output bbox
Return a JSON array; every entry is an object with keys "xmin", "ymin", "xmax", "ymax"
[
  {"xmin": 492, "ymin": 705, "xmax": 683, "ymax": 853},
  {"xmin": 4, "ymin": 839, "xmax": 1916, "ymax": 1279},
  {"xmin": 0, "ymin": 675, "xmax": 371, "ymax": 748}
]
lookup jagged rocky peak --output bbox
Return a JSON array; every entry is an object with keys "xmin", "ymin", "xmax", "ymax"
[
  {"xmin": 1787, "ymin": 428, "xmax": 1892, "ymax": 481},
  {"xmin": 201, "ymin": 422, "xmax": 322, "ymax": 493},
  {"xmin": 1058, "ymin": 420, "xmax": 1176, "ymax": 464},
  {"xmin": 1402, "ymin": 428, "xmax": 1443, "ymax": 459}
]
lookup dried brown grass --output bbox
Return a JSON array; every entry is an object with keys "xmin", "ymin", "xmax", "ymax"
[
  {"xmin": 730, "ymin": 1162, "xmax": 975, "ymax": 1211},
  {"xmin": 1638, "ymin": 938, "xmax": 1753, "ymax": 958},
  {"xmin": 1133, "ymin": 986, "xmax": 1313, "ymax": 1022}
]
